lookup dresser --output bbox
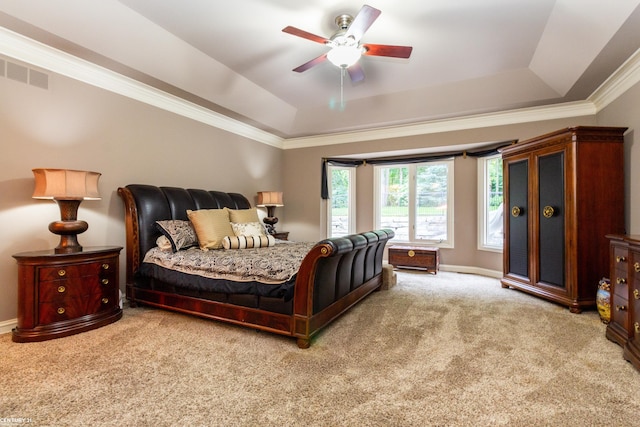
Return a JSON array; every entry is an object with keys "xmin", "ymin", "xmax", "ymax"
[
  {"xmin": 500, "ymin": 126, "xmax": 626, "ymax": 313},
  {"xmin": 606, "ymin": 235, "xmax": 640, "ymax": 371},
  {"xmin": 12, "ymin": 246, "xmax": 123, "ymax": 342}
]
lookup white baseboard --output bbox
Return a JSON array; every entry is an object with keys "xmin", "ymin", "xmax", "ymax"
[
  {"xmin": 383, "ymin": 261, "xmax": 503, "ymax": 279},
  {"xmin": 0, "ymin": 318, "xmax": 17, "ymax": 336},
  {"xmin": 438, "ymin": 264, "xmax": 503, "ymax": 279}
]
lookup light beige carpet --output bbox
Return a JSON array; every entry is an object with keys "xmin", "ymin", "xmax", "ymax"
[{"xmin": 1, "ymin": 271, "xmax": 639, "ymax": 427}]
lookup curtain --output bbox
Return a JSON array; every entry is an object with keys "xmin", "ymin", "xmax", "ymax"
[{"xmin": 321, "ymin": 139, "xmax": 515, "ymax": 199}]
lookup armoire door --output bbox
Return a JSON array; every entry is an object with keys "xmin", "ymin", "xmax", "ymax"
[
  {"xmin": 506, "ymin": 159, "xmax": 529, "ymax": 279},
  {"xmin": 536, "ymin": 151, "xmax": 565, "ymax": 288}
]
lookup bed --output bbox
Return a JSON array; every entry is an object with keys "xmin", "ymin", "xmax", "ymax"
[{"xmin": 118, "ymin": 184, "xmax": 394, "ymax": 348}]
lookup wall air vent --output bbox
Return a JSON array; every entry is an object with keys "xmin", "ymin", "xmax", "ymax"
[
  {"xmin": 29, "ymin": 69, "xmax": 48, "ymax": 89},
  {"xmin": 1, "ymin": 57, "xmax": 49, "ymax": 90},
  {"xmin": 7, "ymin": 61, "xmax": 27, "ymax": 83}
]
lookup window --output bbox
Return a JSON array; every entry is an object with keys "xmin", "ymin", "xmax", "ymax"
[
  {"xmin": 374, "ymin": 160, "xmax": 454, "ymax": 246},
  {"xmin": 327, "ymin": 166, "xmax": 355, "ymax": 237},
  {"xmin": 478, "ymin": 155, "xmax": 503, "ymax": 251}
]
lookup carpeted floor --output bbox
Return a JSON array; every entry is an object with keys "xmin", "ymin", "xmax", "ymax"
[{"xmin": 1, "ymin": 271, "xmax": 639, "ymax": 427}]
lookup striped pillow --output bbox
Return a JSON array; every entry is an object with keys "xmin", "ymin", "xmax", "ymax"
[{"xmin": 222, "ymin": 234, "xmax": 275, "ymax": 249}]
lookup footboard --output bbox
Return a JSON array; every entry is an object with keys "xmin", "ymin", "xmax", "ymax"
[{"xmin": 292, "ymin": 230, "xmax": 394, "ymax": 348}]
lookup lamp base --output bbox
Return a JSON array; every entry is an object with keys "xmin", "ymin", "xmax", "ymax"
[
  {"xmin": 49, "ymin": 199, "xmax": 88, "ymax": 253},
  {"xmin": 263, "ymin": 216, "xmax": 278, "ymax": 235},
  {"xmin": 49, "ymin": 220, "xmax": 88, "ymax": 253}
]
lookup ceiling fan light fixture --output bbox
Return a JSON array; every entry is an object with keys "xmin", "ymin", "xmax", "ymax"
[{"xmin": 327, "ymin": 45, "xmax": 362, "ymax": 68}]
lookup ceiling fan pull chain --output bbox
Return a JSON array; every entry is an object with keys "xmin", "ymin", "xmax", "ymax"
[{"xmin": 340, "ymin": 67, "xmax": 345, "ymax": 110}]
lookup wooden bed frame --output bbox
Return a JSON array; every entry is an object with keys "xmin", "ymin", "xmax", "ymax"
[{"xmin": 118, "ymin": 184, "xmax": 394, "ymax": 348}]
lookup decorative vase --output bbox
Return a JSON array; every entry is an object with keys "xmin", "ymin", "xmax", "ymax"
[{"xmin": 596, "ymin": 277, "xmax": 611, "ymax": 324}]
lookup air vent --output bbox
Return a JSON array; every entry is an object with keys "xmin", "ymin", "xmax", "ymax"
[
  {"xmin": 29, "ymin": 69, "xmax": 48, "ymax": 89},
  {"xmin": 7, "ymin": 61, "xmax": 28, "ymax": 83},
  {"xmin": 1, "ymin": 57, "xmax": 49, "ymax": 90}
]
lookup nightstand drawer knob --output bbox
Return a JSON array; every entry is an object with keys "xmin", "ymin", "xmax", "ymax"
[
  {"xmin": 616, "ymin": 305, "xmax": 627, "ymax": 312},
  {"xmin": 617, "ymin": 278, "xmax": 627, "ymax": 285},
  {"xmin": 57, "ymin": 307, "xmax": 66, "ymax": 315},
  {"xmin": 102, "ymin": 263, "xmax": 110, "ymax": 270},
  {"xmin": 634, "ymin": 289, "xmax": 640, "ymax": 300},
  {"xmin": 58, "ymin": 269, "xmax": 66, "ymax": 277},
  {"xmin": 635, "ymin": 262, "xmax": 640, "ymax": 273},
  {"xmin": 408, "ymin": 250, "xmax": 415, "ymax": 257},
  {"xmin": 635, "ymin": 322, "xmax": 640, "ymax": 334},
  {"xmin": 616, "ymin": 256, "xmax": 627, "ymax": 263},
  {"xmin": 101, "ymin": 298, "xmax": 109, "ymax": 304},
  {"xmin": 101, "ymin": 279, "xmax": 109, "ymax": 285},
  {"xmin": 57, "ymin": 286, "xmax": 66, "ymax": 293}
]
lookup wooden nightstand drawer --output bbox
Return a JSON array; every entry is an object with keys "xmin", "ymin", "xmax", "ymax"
[
  {"xmin": 38, "ymin": 260, "xmax": 114, "ymax": 281},
  {"xmin": 12, "ymin": 246, "xmax": 123, "ymax": 342}
]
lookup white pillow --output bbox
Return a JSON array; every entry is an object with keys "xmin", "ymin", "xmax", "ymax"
[
  {"xmin": 230, "ymin": 221, "xmax": 267, "ymax": 237},
  {"xmin": 156, "ymin": 235, "xmax": 173, "ymax": 251}
]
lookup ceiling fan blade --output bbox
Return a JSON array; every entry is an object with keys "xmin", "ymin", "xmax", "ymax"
[
  {"xmin": 292, "ymin": 53, "xmax": 328, "ymax": 73},
  {"xmin": 347, "ymin": 63, "xmax": 365, "ymax": 83},
  {"xmin": 362, "ymin": 44, "xmax": 413, "ymax": 58},
  {"xmin": 282, "ymin": 26, "xmax": 329, "ymax": 45},
  {"xmin": 345, "ymin": 5, "xmax": 381, "ymax": 41}
]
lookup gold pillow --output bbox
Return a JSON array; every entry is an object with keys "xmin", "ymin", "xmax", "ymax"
[
  {"xmin": 225, "ymin": 207, "xmax": 260, "ymax": 224},
  {"xmin": 186, "ymin": 209, "xmax": 234, "ymax": 250}
]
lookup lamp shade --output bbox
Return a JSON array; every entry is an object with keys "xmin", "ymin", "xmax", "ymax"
[
  {"xmin": 256, "ymin": 191, "xmax": 283, "ymax": 207},
  {"xmin": 32, "ymin": 168, "xmax": 101, "ymax": 200}
]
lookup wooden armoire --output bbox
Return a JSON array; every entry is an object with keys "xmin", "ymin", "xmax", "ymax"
[{"xmin": 500, "ymin": 126, "xmax": 627, "ymax": 313}]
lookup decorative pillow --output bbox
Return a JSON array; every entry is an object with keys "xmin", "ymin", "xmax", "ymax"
[
  {"xmin": 156, "ymin": 235, "xmax": 173, "ymax": 251},
  {"xmin": 186, "ymin": 209, "xmax": 234, "ymax": 250},
  {"xmin": 230, "ymin": 221, "xmax": 267, "ymax": 237},
  {"xmin": 155, "ymin": 220, "xmax": 197, "ymax": 252},
  {"xmin": 225, "ymin": 207, "xmax": 260, "ymax": 224},
  {"xmin": 222, "ymin": 234, "xmax": 276, "ymax": 250}
]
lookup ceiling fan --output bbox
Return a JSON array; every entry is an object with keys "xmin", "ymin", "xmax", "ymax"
[{"xmin": 282, "ymin": 4, "xmax": 413, "ymax": 83}]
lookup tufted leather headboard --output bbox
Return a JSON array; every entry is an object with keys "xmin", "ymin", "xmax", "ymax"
[{"xmin": 121, "ymin": 184, "xmax": 251, "ymax": 265}]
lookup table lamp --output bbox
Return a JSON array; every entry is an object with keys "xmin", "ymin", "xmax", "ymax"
[
  {"xmin": 32, "ymin": 168, "xmax": 101, "ymax": 253},
  {"xmin": 256, "ymin": 191, "xmax": 283, "ymax": 234}
]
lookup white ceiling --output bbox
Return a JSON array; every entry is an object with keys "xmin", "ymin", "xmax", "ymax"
[{"xmin": 1, "ymin": 0, "xmax": 640, "ymax": 141}]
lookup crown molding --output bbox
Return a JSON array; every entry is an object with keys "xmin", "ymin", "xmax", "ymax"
[
  {"xmin": 281, "ymin": 101, "xmax": 597, "ymax": 149},
  {"xmin": 589, "ymin": 46, "xmax": 640, "ymax": 110},
  {"xmin": 2, "ymin": 24, "xmax": 639, "ymax": 151},
  {"xmin": 0, "ymin": 26, "xmax": 284, "ymax": 149}
]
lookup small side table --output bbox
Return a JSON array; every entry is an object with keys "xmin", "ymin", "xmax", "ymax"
[
  {"xmin": 12, "ymin": 246, "xmax": 123, "ymax": 342},
  {"xmin": 388, "ymin": 246, "xmax": 439, "ymax": 274},
  {"xmin": 272, "ymin": 231, "xmax": 289, "ymax": 241}
]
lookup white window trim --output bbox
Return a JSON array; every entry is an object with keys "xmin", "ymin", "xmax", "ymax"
[
  {"xmin": 374, "ymin": 160, "xmax": 454, "ymax": 248},
  {"xmin": 477, "ymin": 154, "xmax": 503, "ymax": 252},
  {"xmin": 326, "ymin": 165, "xmax": 356, "ymax": 238}
]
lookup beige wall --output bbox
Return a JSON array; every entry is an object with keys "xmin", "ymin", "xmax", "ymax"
[
  {"xmin": 595, "ymin": 80, "xmax": 640, "ymax": 235},
  {"xmin": 0, "ymin": 64, "xmax": 282, "ymax": 324}
]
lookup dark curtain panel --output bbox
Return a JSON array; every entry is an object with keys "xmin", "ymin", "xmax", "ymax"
[{"xmin": 321, "ymin": 140, "xmax": 516, "ymax": 199}]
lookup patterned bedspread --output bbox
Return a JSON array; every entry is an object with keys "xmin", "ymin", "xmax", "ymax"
[{"xmin": 142, "ymin": 241, "xmax": 317, "ymax": 285}]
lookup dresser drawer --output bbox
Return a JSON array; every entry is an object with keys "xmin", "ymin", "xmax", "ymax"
[
  {"xmin": 38, "ymin": 293, "xmax": 116, "ymax": 324},
  {"xmin": 611, "ymin": 293, "xmax": 630, "ymax": 331},
  {"xmin": 38, "ymin": 260, "xmax": 115, "ymax": 281}
]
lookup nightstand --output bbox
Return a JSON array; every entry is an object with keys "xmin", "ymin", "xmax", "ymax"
[
  {"xmin": 12, "ymin": 246, "xmax": 123, "ymax": 342},
  {"xmin": 272, "ymin": 231, "xmax": 289, "ymax": 241}
]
